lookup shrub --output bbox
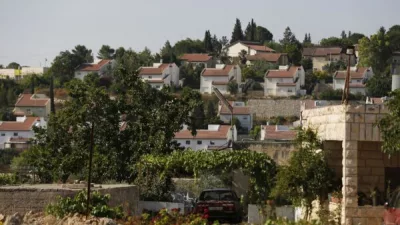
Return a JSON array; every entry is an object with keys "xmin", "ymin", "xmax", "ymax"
[
  {"xmin": 0, "ymin": 173, "xmax": 18, "ymax": 185},
  {"xmin": 45, "ymin": 190, "xmax": 123, "ymax": 219},
  {"xmin": 122, "ymin": 209, "xmax": 212, "ymax": 225}
]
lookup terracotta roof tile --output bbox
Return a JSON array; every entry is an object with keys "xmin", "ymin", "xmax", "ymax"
[
  {"xmin": 202, "ymin": 65, "xmax": 236, "ymax": 76},
  {"xmin": 138, "ymin": 63, "xmax": 172, "ymax": 75},
  {"xmin": 180, "ymin": 54, "xmax": 212, "ymax": 62},
  {"xmin": 313, "ymin": 47, "xmax": 342, "ymax": 56},
  {"xmin": 76, "ymin": 59, "xmax": 112, "ymax": 71},
  {"xmin": 174, "ymin": 125, "xmax": 231, "ymax": 139},
  {"xmin": 15, "ymin": 94, "xmax": 49, "ymax": 107},
  {"xmin": 349, "ymin": 83, "xmax": 366, "ymax": 88},
  {"xmin": 245, "ymin": 44, "xmax": 275, "ymax": 52},
  {"xmin": 246, "ymin": 53, "xmax": 284, "ymax": 62},
  {"xmin": 277, "ymin": 83, "xmax": 296, "ymax": 87},
  {"xmin": 302, "ymin": 48, "xmax": 316, "ymax": 56},
  {"xmin": 262, "ymin": 125, "xmax": 296, "ymax": 140},
  {"xmin": 265, "ymin": 66, "xmax": 301, "ymax": 78},
  {"xmin": 334, "ymin": 67, "xmax": 369, "ymax": 79},
  {"xmin": 220, "ymin": 103, "xmax": 251, "ymax": 115},
  {"xmin": 0, "ymin": 117, "xmax": 40, "ymax": 131}
]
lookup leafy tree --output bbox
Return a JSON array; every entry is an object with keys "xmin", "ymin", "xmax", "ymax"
[
  {"xmin": 30, "ymin": 75, "xmax": 35, "ymax": 94},
  {"xmin": 72, "ymin": 45, "xmax": 93, "ymax": 63},
  {"xmin": 230, "ymin": 18, "xmax": 244, "ymax": 44},
  {"xmin": 6, "ymin": 62, "xmax": 20, "ymax": 69},
  {"xmin": 340, "ymin": 30, "xmax": 347, "ymax": 39},
  {"xmin": 137, "ymin": 47, "xmax": 155, "ymax": 66},
  {"xmin": 378, "ymin": 89, "xmax": 400, "ymax": 155},
  {"xmin": 366, "ymin": 73, "xmax": 391, "ymax": 97},
  {"xmin": 227, "ymin": 80, "xmax": 239, "ymax": 95},
  {"xmin": 245, "ymin": 60, "xmax": 278, "ymax": 82},
  {"xmin": 203, "ymin": 30, "xmax": 213, "ymax": 53},
  {"xmin": 302, "ymin": 33, "xmax": 313, "ymax": 47},
  {"xmin": 206, "ymin": 101, "xmax": 219, "ymax": 124},
  {"xmin": 239, "ymin": 50, "xmax": 247, "ymax": 64},
  {"xmin": 301, "ymin": 58, "xmax": 313, "ymax": 71},
  {"xmin": 348, "ymin": 32, "xmax": 366, "ymax": 45},
  {"xmin": 255, "ymin": 26, "xmax": 273, "ymax": 43},
  {"xmin": 0, "ymin": 88, "xmax": 7, "ymax": 107},
  {"xmin": 322, "ymin": 60, "xmax": 346, "ymax": 74},
  {"xmin": 358, "ymin": 27, "xmax": 392, "ymax": 73},
  {"xmin": 97, "ymin": 45, "xmax": 115, "ymax": 59},
  {"xmin": 244, "ymin": 19, "xmax": 257, "ymax": 41},
  {"xmin": 114, "ymin": 47, "xmax": 126, "ymax": 59},
  {"xmin": 0, "ymin": 64, "xmax": 3, "ymax": 69},
  {"xmin": 320, "ymin": 37, "xmax": 351, "ymax": 47},
  {"xmin": 265, "ymin": 41, "xmax": 283, "ymax": 52},
  {"xmin": 49, "ymin": 74, "xmax": 55, "ymax": 114},
  {"xmin": 242, "ymin": 66, "xmax": 257, "ymax": 81},
  {"xmin": 173, "ymin": 38, "xmax": 205, "ymax": 56},
  {"xmin": 249, "ymin": 126, "xmax": 261, "ymax": 140},
  {"xmin": 387, "ymin": 25, "xmax": 400, "ymax": 51},
  {"xmin": 280, "ymin": 27, "xmax": 297, "ymax": 46},
  {"xmin": 232, "ymin": 117, "xmax": 241, "ymax": 130},
  {"xmin": 272, "ymin": 128, "xmax": 337, "ymax": 220},
  {"xmin": 303, "ymin": 71, "xmax": 318, "ymax": 95},
  {"xmin": 280, "ymin": 27, "xmax": 302, "ymax": 65},
  {"xmin": 160, "ymin": 40, "xmax": 177, "ymax": 63},
  {"xmin": 6, "ymin": 88, "xmax": 16, "ymax": 106}
]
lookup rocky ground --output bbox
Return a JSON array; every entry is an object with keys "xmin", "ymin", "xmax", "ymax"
[{"xmin": 0, "ymin": 211, "xmax": 117, "ymax": 225}]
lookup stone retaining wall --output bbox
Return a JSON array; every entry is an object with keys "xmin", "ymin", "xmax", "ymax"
[
  {"xmin": 0, "ymin": 184, "xmax": 139, "ymax": 216},
  {"xmin": 348, "ymin": 206, "xmax": 384, "ymax": 225},
  {"xmin": 247, "ymin": 99, "xmax": 301, "ymax": 119},
  {"xmin": 235, "ymin": 141, "xmax": 294, "ymax": 165}
]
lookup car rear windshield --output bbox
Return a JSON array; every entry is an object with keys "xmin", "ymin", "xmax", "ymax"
[{"xmin": 199, "ymin": 190, "xmax": 237, "ymax": 201}]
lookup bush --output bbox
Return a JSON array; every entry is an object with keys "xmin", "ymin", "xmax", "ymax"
[
  {"xmin": 0, "ymin": 149, "xmax": 21, "ymax": 166},
  {"xmin": 45, "ymin": 190, "xmax": 123, "ymax": 219},
  {"xmin": 0, "ymin": 173, "xmax": 18, "ymax": 185},
  {"xmin": 123, "ymin": 209, "xmax": 212, "ymax": 225}
]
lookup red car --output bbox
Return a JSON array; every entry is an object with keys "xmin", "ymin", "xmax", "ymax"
[{"xmin": 383, "ymin": 189, "xmax": 400, "ymax": 225}]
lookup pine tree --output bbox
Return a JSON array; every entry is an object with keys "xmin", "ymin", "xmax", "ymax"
[
  {"xmin": 0, "ymin": 88, "xmax": 7, "ymax": 107},
  {"xmin": 308, "ymin": 33, "xmax": 312, "ymax": 43},
  {"xmin": 348, "ymin": 31, "xmax": 352, "ymax": 38},
  {"xmin": 6, "ymin": 88, "xmax": 15, "ymax": 106},
  {"xmin": 244, "ymin": 19, "xmax": 257, "ymax": 41},
  {"xmin": 50, "ymin": 74, "xmax": 55, "ymax": 114},
  {"xmin": 303, "ymin": 33, "xmax": 309, "ymax": 44},
  {"xmin": 30, "ymin": 75, "xmax": 35, "ymax": 94},
  {"xmin": 341, "ymin": 30, "xmax": 347, "ymax": 39},
  {"xmin": 203, "ymin": 30, "xmax": 213, "ymax": 53},
  {"xmin": 230, "ymin": 18, "xmax": 244, "ymax": 44},
  {"xmin": 280, "ymin": 27, "xmax": 297, "ymax": 45}
]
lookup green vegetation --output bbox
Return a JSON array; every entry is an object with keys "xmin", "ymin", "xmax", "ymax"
[
  {"xmin": 45, "ymin": 190, "xmax": 123, "ymax": 219},
  {"xmin": 378, "ymin": 89, "xmax": 400, "ymax": 155}
]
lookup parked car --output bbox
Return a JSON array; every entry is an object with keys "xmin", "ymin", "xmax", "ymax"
[
  {"xmin": 195, "ymin": 188, "xmax": 242, "ymax": 223},
  {"xmin": 383, "ymin": 188, "xmax": 400, "ymax": 225}
]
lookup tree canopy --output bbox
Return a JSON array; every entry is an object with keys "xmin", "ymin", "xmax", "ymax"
[
  {"xmin": 230, "ymin": 18, "xmax": 244, "ymax": 44},
  {"xmin": 97, "ymin": 45, "xmax": 115, "ymax": 59},
  {"xmin": 6, "ymin": 62, "xmax": 20, "ymax": 69}
]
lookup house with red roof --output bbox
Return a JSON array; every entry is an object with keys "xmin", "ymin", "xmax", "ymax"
[
  {"xmin": 138, "ymin": 62, "xmax": 179, "ymax": 90},
  {"xmin": 260, "ymin": 125, "xmax": 296, "ymax": 141},
  {"xmin": 173, "ymin": 124, "xmax": 237, "ymax": 151},
  {"xmin": 264, "ymin": 65, "xmax": 305, "ymax": 96},
  {"xmin": 74, "ymin": 59, "xmax": 115, "ymax": 80},
  {"xmin": 179, "ymin": 53, "xmax": 214, "ymax": 68},
  {"xmin": 200, "ymin": 64, "xmax": 241, "ymax": 94},
  {"xmin": 333, "ymin": 67, "xmax": 373, "ymax": 95},
  {"xmin": 13, "ymin": 94, "xmax": 50, "ymax": 119},
  {"xmin": 0, "ymin": 116, "xmax": 46, "ymax": 149},
  {"xmin": 226, "ymin": 41, "xmax": 275, "ymax": 58},
  {"xmin": 302, "ymin": 47, "xmax": 356, "ymax": 71},
  {"xmin": 246, "ymin": 53, "xmax": 288, "ymax": 65},
  {"xmin": 218, "ymin": 101, "xmax": 253, "ymax": 131}
]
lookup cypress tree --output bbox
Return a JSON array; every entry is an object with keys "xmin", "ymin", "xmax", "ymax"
[
  {"xmin": 230, "ymin": 18, "xmax": 244, "ymax": 44},
  {"xmin": 50, "ymin": 74, "xmax": 55, "ymax": 114}
]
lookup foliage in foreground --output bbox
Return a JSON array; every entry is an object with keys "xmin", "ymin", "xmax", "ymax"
[
  {"xmin": 272, "ymin": 128, "xmax": 338, "ymax": 220},
  {"xmin": 378, "ymin": 89, "xmax": 400, "ymax": 155},
  {"xmin": 265, "ymin": 218, "xmax": 338, "ymax": 225},
  {"xmin": 45, "ymin": 190, "xmax": 123, "ymax": 219},
  {"xmin": 0, "ymin": 173, "xmax": 18, "ymax": 185},
  {"xmin": 135, "ymin": 150, "xmax": 277, "ymax": 204},
  {"xmin": 122, "ymin": 209, "xmax": 212, "ymax": 225}
]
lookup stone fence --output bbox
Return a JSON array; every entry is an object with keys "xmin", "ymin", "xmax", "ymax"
[
  {"xmin": 247, "ymin": 99, "xmax": 301, "ymax": 119},
  {"xmin": 0, "ymin": 184, "xmax": 139, "ymax": 216}
]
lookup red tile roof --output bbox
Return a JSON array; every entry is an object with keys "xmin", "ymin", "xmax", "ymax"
[
  {"xmin": 220, "ymin": 102, "xmax": 251, "ymax": 115},
  {"xmin": 138, "ymin": 63, "xmax": 172, "ymax": 75},
  {"xmin": 334, "ymin": 67, "xmax": 369, "ymax": 79},
  {"xmin": 277, "ymin": 83, "xmax": 296, "ymax": 87},
  {"xmin": 0, "ymin": 117, "xmax": 40, "ymax": 131},
  {"xmin": 302, "ymin": 48, "xmax": 316, "ymax": 56},
  {"xmin": 349, "ymin": 83, "xmax": 366, "ymax": 88},
  {"xmin": 180, "ymin": 54, "xmax": 212, "ymax": 62},
  {"xmin": 76, "ymin": 59, "xmax": 112, "ymax": 71},
  {"xmin": 202, "ymin": 65, "xmax": 236, "ymax": 76},
  {"xmin": 245, "ymin": 44, "xmax": 275, "ymax": 52},
  {"xmin": 174, "ymin": 125, "xmax": 231, "ymax": 139},
  {"xmin": 262, "ymin": 125, "xmax": 296, "ymax": 140},
  {"xmin": 246, "ymin": 53, "xmax": 285, "ymax": 62},
  {"xmin": 265, "ymin": 66, "xmax": 301, "ymax": 78},
  {"xmin": 212, "ymin": 81, "xmax": 229, "ymax": 85},
  {"xmin": 313, "ymin": 47, "xmax": 342, "ymax": 56},
  {"xmin": 15, "ymin": 94, "xmax": 49, "ymax": 107}
]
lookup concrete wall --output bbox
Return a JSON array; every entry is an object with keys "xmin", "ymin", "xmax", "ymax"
[
  {"xmin": 247, "ymin": 99, "xmax": 301, "ymax": 119},
  {"xmin": 0, "ymin": 184, "xmax": 139, "ymax": 216},
  {"xmin": 324, "ymin": 141, "xmax": 343, "ymax": 179}
]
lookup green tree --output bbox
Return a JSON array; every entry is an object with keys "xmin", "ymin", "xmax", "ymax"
[
  {"xmin": 320, "ymin": 37, "xmax": 351, "ymax": 47},
  {"xmin": 244, "ymin": 19, "xmax": 257, "ymax": 41},
  {"xmin": 280, "ymin": 27, "xmax": 302, "ymax": 65},
  {"xmin": 322, "ymin": 60, "xmax": 346, "ymax": 74},
  {"xmin": 378, "ymin": 89, "xmax": 400, "ymax": 155},
  {"xmin": 49, "ymin": 74, "xmax": 55, "ymax": 114},
  {"xmin": 6, "ymin": 88, "xmax": 16, "ymax": 106},
  {"xmin": 203, "ymin": 30, "xmax": 213, "ymax": 53},
  {"xmin": 265, "ymin": 41, "xmax": 283, "ymax": 52},
  {"xmin": 366, "ymin": 74, "xmax": 391, "ymax": 97},
  {"xmin": 206, "ymin": 101, "xmax": 218, "ymax": 124},
  {"xmin": 227, "ymin": 80, "xmax": 239, "ymax": 95},
  {"xmin": 160, "ymin": 40, "xmax": 177, "ymax": 63},
  {"xmin": 301, "ymin": 58, "xmax": 313, "ymax": 71},
  {"xmin": 358, "ymin": 27, "xmax": 392, "ymax": 73},
  {"xmin": 348, "ymin": 32, "xmax": 366, "ymax": 45},
  {"xmin": 0, "ymin": 88, "xmax": 7, "ymax": 107},
  {"xmin": 255, "ymin": 26, "xmax": 273, "ymax": 43},
  {"xmin": 273, "ymin": 128, "xmax": 336, "ymax": 220},
  {"xmin": 97, "ymin": 45, "xmax": 115, "ymax": 59},
  {"xmin": 280, "ymin": 27, "xmax": 297, "ymax": 46},
  {"xmin": 6, "ymin": 62, "xmax": 20, "ymax": 69},
  {"xmin": 114, "ymin": 47, "xmax": 126, "ymax": 59},
  {"xmin": 137, "ymin": 47, "xmax": 154, "ymax": 66},
  {"xmin": 230, "ymin": 18, "xmax": 244, "ymax": 44},
  {"xmin": 340, "ymin": 30, "xmax": 347, "ymax": 39},
  {"xmin": 72, "ymin": 45, "xmax": 93, "ymax": 63},
  {"xmin": 249, "ymin": 126, "xmax": 261, "ymax": 140},
  {"xmin": 387, "ymin": 25, "xmax": 400, "ymax": 51},
  {"xmin": 303, "ymin": 71, "xmax": 318, "ymax": 95},
  {"xmin": 0, "ymin": 64, "xmax": 3, "ymax": 69},
  {"xmin": 239, "ymin": 50, "xmax": 247, "ymax": 64},
  {"xmin": 30, "ymin": 75, "xmax": 35, "ymax": 94}
]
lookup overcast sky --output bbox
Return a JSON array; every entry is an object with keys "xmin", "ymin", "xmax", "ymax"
[{"xmin": 1, "ymin": 0, "xmax": 399, "ymax": 67}]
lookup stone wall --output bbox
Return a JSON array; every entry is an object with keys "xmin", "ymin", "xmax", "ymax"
[
  {"xmin": 247, "ymin": 99, "xmax": 301, "ymax": 119},
  {"xmin": 347, "ymin": 206, "xmax": 384, "ymax": 225},
  {"xmin": 324, "ymin": 141, "xmax": 343, "ymax": 179},
  {"xmin": 0, "ymin": 184, "xmax": 139, "ymax": 216},
  {"xmin": 235, "ymin": 141, "xmax": 295, "ymax": 165}
]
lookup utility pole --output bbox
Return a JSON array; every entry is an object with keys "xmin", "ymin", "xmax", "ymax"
[{"xmin": 342, "ymin": 46, "xmax": 355, "ymax": 105}]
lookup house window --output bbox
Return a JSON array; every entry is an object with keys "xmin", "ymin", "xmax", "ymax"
[
  {"xmin": 77, "ymin": 72, "xmax": 81, "ymax": 75},
  {"xmin": 197, "ymin": 140, "xmax": 202, "ymax": 145},
  {"xmin": 148, "ymin": 76, "xmax": 152, "ymax": 79},
  {"xmin": 1, "ymin": 133, "xmax": 5, "ymax": 136},
  {"xmin": 155, "ymin": 85, "xmax": 160, "ymax": 89},
  {"xmin": 288, "ymin": 89, "xmax": 293, "ymax": 92},
  {"xmin": 210, "ymin": 141, "xmax": 215, "ymax": 145},
  {"xmin": 13, "ymin": 132, "xmax": 18, "ymax": 136},
  {"xmin": 186, "ymin": 140, "xmax": 190, "ymax": 145},
  {"xmin": 243, "ymin": 117, "xmax": 247, "ymax": 120},
  {"xmin": 27, "ymin": 109, "xmax": 31, "ymax": 112},
  {"xmin": 357, "ymin": 80, "xmax": 361, "ymax": 83}
]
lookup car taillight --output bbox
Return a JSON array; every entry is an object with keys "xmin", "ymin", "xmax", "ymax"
[
  {"xmin": 223, "ymin": 203, "xmax": 235, "ymax": 211},
  {"xmin": 196, "ymin": 204, "xmax": 209, "ymax": 213}
]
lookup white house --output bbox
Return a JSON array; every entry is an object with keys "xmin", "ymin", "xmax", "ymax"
[
  {"xmin": 218, "ymin": 101, "xmax": 252, "ymax": 131},
  {"xmin": 13, "ymin": 94, "xmax": 50, "ymax": 119},
  {"xmin": 0, "ymin": 116, "xmax": 47, "ymax": 149},
  {"xmin": 246, "ymin": 53, "xmax": 289, "ymax": 66},
  {"xmin": 333, "ymin": 67, "xmax": 374, "ymax": 95},
  {"xmin": 260, "ymin": 125, "xmax": 296, "ymax": 141},
  {"xmin": 302, "ymin": 47, "xmax": 356, "ymax": 71},
  {"xmin": 179, "ymin": 53, "xmax": 214, "ymax": 68},
  {"xmin": 200, "ymin": 64, "xmax": 242, "ymax": 94},
  {"xmin": 74, "ymin": 59, "xmax": 114, "ymax": 80},
  {"xmin": 227, "ymin": 41, "xmax": 275, "ymax": 58},
  {"xmin": 138, "ymin": 63, "xmax": 179, "ymax": 90},
  {"xmin": 173, "ymin": 124, "xmax": 237, "ymax": 151},
  {"xmin": 0, "ymin": 67, "xmax": 49, "ymax": 80},
  {"xmin": 264, "ymin": 65, "xmax": 305, "ymax": 97}
]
